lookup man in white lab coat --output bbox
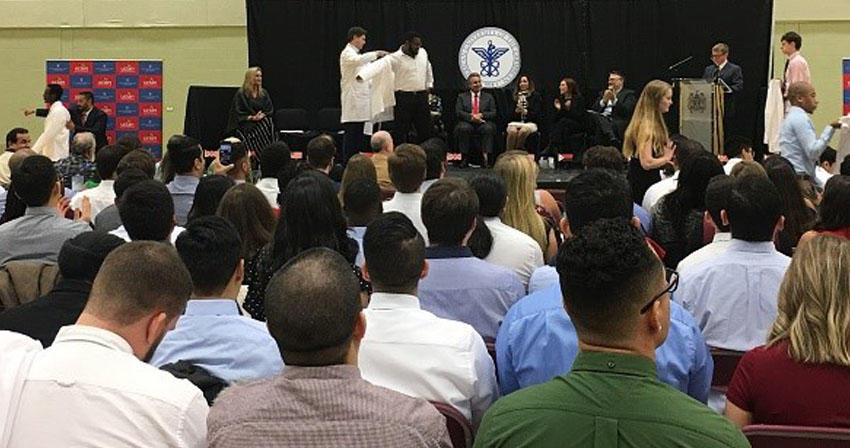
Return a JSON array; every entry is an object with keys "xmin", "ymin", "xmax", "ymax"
[
  {"xmin": 29, "ymin": 84, "xmax": 70, "ymax": 162},
  {"xmin": 340, "ymin": 26, "xmax": 388, "ymax": 165}
]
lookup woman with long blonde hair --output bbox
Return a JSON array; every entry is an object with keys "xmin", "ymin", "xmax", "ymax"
[
  {"xmin": 623, "ymin": 80, "xmax": 675, "ymax": 203},
  {"xmin": 725, "ymin": 234, "xmax": 850, "ymax": 428},
  {"xmin": 228, "ymin": 66, "xmax": 275, "ymax": 160},
  {"xmin": 494, "ymin": 151, "xmax": 557, "ymax": 260}
]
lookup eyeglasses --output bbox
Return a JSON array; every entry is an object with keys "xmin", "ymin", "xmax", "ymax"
[{"xmin": 639, "ymin": 268, "xmax": 678, "ymax": 314}]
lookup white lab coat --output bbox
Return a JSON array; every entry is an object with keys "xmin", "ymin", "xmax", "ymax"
[
  {"xmin": 763, "ymin": 79, "xmax": 784, "ymax": 154},
  {"xmin": 357, "ymin": 56, "xmax": 396, "ymax": 124},
  {"xmin": 31, "ymin": 101, "xmax": 70, "ymax": 161},
  {"xmin": 340, "ymin": 43, "xmax": 379, "ymax": 123}
]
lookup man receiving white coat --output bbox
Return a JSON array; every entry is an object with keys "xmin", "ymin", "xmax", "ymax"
[{"xmin": 340, "ymin": 26, "xmax": 388, "ymax": 164}]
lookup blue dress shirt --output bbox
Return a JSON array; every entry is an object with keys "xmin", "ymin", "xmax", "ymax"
[
  {"xmin": 347, "ymin": 226, "xmax": 366, "ymax": 268},
  {"xmin": 496, "ymin": 283, "xmax": 712, "ymax": 402},
  {"xmin": 633, "ymin": 202, "xmax": 652, "ymax": 235},
  {"xmin": 166, "ymin": 175, "xmax": 200, "ymax": 226},
  {"xmin": 419, "ymin": 246, "xmax": 525, "ymax": 340},
  {"xmin": 779, "ymin": 106, "xmax": 836, "ymax": 184},
  {"xmin": 150, "ymin": 299, "xmax": 283, "ymax": 384}
]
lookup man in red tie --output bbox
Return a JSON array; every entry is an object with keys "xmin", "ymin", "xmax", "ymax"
[{"xmin": 455, "ymin": 73, "xmax": 497, "ymax": 168}]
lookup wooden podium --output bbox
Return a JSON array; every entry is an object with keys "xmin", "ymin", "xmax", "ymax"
[{"xmin": 675, "ymin": 78, "xmax": 726, "ymax": 155}]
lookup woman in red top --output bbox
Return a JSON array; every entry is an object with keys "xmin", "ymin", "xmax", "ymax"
[
  {"xmin": 799, "ymin": 175, "xmax": 850, "ymax": 247},
  {"xmin": 725, "ymin": 234, "xmax": 850, "ymax": 428}
]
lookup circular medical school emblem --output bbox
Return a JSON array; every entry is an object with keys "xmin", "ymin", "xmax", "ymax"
[{"xmin": 458, "ymin": 27, "xmax": 521, "ymax": 88}]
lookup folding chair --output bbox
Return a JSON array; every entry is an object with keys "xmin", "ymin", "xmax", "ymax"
[
  {"xmin": 430, "ymin": 401, "xmax": 474, "ymax": 448},
  {"xmin": 744, "ymin": 424, "xmax": 850, "ymax": 448}
]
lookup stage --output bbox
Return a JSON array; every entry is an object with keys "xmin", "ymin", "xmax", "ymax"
[{"xmin": 446, "ymin": 165, "xmax": 579, "ymax": 190}]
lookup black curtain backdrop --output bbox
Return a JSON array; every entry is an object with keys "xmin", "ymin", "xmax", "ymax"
[{"xmin": 246, "ymin": 0, "xmax": 772, "ymax": 144}]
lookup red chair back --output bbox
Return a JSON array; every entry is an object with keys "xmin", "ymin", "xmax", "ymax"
[
  {"xmin": 430, "ymin": 401, "xmax": 473, "ymax": 448},
  {"xmin": 744, "ymin": 424, "xmax": 850, "ymax": 447},
  {"xmin": 710, "ymin": 348, "xmax": 745, "ymax": 392}
]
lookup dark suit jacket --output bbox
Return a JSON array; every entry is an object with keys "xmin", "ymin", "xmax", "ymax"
[
  {"xmin": 591, "ymin": 88, "xmax": 637, "ymax": 122},
  {"xmin": 36, "ymin": 105, "xmax": 109, "ymax": 150},
  {"xmin": 702, "ymin": 61, "xmax": 743, "ymax": 117},
  {"xmin": 509, "ymin": 91, "xmax": 543, "ymax": 123},
  {"xmin": 0, "ymin": 279, "xmax": 91, "ymax": 347},
  {"xmin": 456, "ymin": 91, "xmax": 497, "ymax": 123}
]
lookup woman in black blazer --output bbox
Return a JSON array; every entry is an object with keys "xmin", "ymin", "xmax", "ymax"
[
  {"xmin": 548, "ymin": 77, "xmax": 587, "ymax": 153},
  {"xmin": 506, "ymin": 74, "xmax": 543, "ymax": 151}
]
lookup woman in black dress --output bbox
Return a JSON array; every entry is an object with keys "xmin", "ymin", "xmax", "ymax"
[
  {"xmin": 229, "ymin": 67, "xmax": 275, "ymax": 161},
  {"xmin": 623, "ymin": 79, "xmax": 676, "ymax": 204},
  {"xmin": 547, "ymin": 77, "xmax": 587, "ymax": 154}
]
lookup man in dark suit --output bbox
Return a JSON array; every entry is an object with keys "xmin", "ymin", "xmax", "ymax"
[
  {"xmin": 33, "ymin": 90, "xmax": 108, "ymax": 151},
  {"xmin": 591, "ymin": 70, "xmax": 637, "ymax": 146},
  {"xmin": 455, "ymin": 72, "xmax": 497, "ymax": 168},
  {"xmin": 702, "ymin": 43, "xmax": 744, "ymax": 134}
]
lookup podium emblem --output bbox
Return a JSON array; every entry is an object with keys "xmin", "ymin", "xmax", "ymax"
[
  {"xmin": 687, "ymin": 91, "xmax": 707, "ymax": 114},
  {"xmin": 459, "ymin": 27, "xmax": 521, "ymax": 88}
]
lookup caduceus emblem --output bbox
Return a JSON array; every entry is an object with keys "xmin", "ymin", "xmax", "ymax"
[{"xmin": 472, "ymin": 40, "xmax": 510, "ymax": 77}]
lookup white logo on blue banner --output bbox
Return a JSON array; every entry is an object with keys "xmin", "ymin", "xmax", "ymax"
[{"xmin": 458, "ymin": 27, "xmax": 521, "ymax": 88}]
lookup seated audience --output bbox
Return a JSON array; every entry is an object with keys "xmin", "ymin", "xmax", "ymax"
[
  {"xmin": 116, "ymin": 134, "xmax": 142, "ymax": 152},
  {"xmin": 217, "ymin": 139, "xmax": 250, "ymax": 185},
  {"xmin": 641, "ymin": 135, "xmax": 700, "ymax": 213},
  {"xmin": 55, "ymin": 132, "xmax": 98, "ymax": 189},
  {"xmin": 676, "ymin": 175, "xmax": 791, "ymax": 351},
  {"xmin": 384, "ymin": 143, "xmax": 429, "ymax": 244},
  {"xmin": 842, "ymin": 154, "xmax": 850, "ymax": 176},
  {"xmin": 163, "ymin": 134, "xmax": 204, "ymax": 226},
  {"xmin": 369, "ymin": 130, "xmax": 394, "ymax": 190},
  {"xmin": 244, "ymin": 171, "xmax": 365, "ymax": 321},
  {"xmin": 726, "ymin": 234, "xmax": 850, "ymax": 428},
  {"xmin": 343, "ymin": 178, "xmax": 382, "ymax": 268},
  {"xmin": 94, "ymin": 149, "xmax": 158, "ymax": 231},
  {"xmin": 151, "ymin": 216, "xmax": 283, "ymax": 383},
  {"xmin": 506, "ymin": 74, "xmax": 542, "ymax": 151},
  {"xmin": 93, "ymin": 168, "xmax": 150, "ymax": 233},
  {"xmin": 816, "ymin": 146, "xmax": 837, "ymax": 187},
  {"xmin": 651, "ymin": 150, "xmax": 724, "ymax": 268},
  {"xmin": 0, "ymin": 232, "xmax": 124, "ymax": 346},
  {"xmin": 0, "ymin": 127, "xmax": 31, "ymax": 186},
  {"xmin": 256, "ymin": 141, "xmax": 291, "ymax": 208},
  {"xmin": 799, "ymin": 175, "xmax": 850, "ymax": 244},
  {"xmin": 475, "ymin": 219, "xmax": 747, "ymax": 448},
  {"xmin": 0, "ymin": 155, "xmax": 90, "ymax": 265},
  {"xmin": 764, "ymin": 155, "xmax": 816, "ymax": 256},
  {"xmin": 217, "ymin": 183, "xmax": 276, "ymax": 280},
  {"xmin": 471, "ymin": 175, "xmax": 544, "ymax": 289},
  {"xmin": 677, "ymin": 176, "xmax": 736, "ymax": 271},
  {"xmin": 306, "ymin": 134, "xmax": 340, "ymax": 189},
  {"xmin": 111, "ymin": 179, "xmax": 184, "ymax": 243},
  {"xmin": 582, "ymin": 145, "xmax": 652, "ymax": 234},
  {"xmin": 456, "ymin": 73, "xmax": 497, "ymax": 167},
  {"xmin": 359, "ymin": 212, "xmax": 498, "ymax": 427},
  {"xmin": 500, "ymin": 169, "xmax": 712, "ymax": 402},
  {"xmin": 420, "ymin": 137, "xmax": 448, "ymax": 191},
  {"xmin": 1, "ymin": 242, "xmax": 208, "ymax": 447},
  {"xmin": 69, "ymin": 144, "xmax": 125, "ymax": 218},
  {"xmin": 730, "ymin": 160, "xmax": 767, "ymax": 178},
  {"xmin": 338, "ymin": 153, "xmax": 377, "ymax": 207},
  {"xmin": 723, "ymin": 136, "xmax": 755, "ymax": 175},
  {"xmin": 419, "ymin": 177, "xmax": 524, "ymax": 340},
  {"xmin": 207, "ymin": 248, "xmax": 450, "ymax": 447},
  {"xmin": 1, "ymin": 149, "xmax": 36, "ymax": 224},
  {"xmin": 186, "ymin": 175, "xmax": 235, "ymax": 222}
]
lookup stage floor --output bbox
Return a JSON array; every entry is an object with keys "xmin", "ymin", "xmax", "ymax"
[{"xmin": 446, "ymin": 166, "xmax": 580, "ymax": 190}]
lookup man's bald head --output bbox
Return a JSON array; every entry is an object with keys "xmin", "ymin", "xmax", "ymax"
[
  {"xmin": 370, "ymin": 131, "xmax": 393, "ymax": 154},
  {"xmin": 788, "ymin": 82, "xmax": 818, "ymax": 113}
]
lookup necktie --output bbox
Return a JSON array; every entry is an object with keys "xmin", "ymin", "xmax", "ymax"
[
  {"xmin": 81, "ymin": 111, "xmax": 88, "ymax": 125},
  {"xmin": 783, "ymin": 59, "xmax": 790, "ymax": 81},
  {"xmin": 472, "ymin": 93, "xmax": 479, "ymax": 115}
]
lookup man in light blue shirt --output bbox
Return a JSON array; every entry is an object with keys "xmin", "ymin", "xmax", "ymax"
[
  {"xmin": 779, "ymin": 82, "xmax": 841, "ymax": 185},
  {"xmin": 163, "ymin": 135, "xmax": 203, "ymax": 226},
  {"xmin": 419, "ymin": 178, "xmax": 524, "ymax": 340},
  {"xmin": 498, "ymin": 169, "xmax": 711, "ymax": 401},
  {"xmin": 151, "ymin": 216, "xmax": 283, "ymax": 383}
]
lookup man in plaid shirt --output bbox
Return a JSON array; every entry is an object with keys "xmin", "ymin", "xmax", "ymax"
[{"xmin": 55, "ymin": 132, "xmax": 99, "ymax": 190}]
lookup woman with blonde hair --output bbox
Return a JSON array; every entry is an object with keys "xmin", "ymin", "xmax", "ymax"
[
  {"xmin": 725, "ymin": 234, "xmax": 850, "ymax": 428},
  {"xmin": 338, "ymin": 153, "xmax": 378, "ymax": 206},
  {"xmin": 494, "ymin": 150, "xmax": 558, "ymax": 260},
  {"xmin": 228, "ymin": 66, "xmax": 275, "ymax": 159},
  {"xmin": 623, "ymin": 80, "xmax": 676, "ymax": 203}
]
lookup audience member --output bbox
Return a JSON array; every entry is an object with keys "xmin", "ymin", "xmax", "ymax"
[
  {"xmin": 369, "ymin": 130, "xmax": 394, "ymax": 190},
  {"xmin": 0, "ymin": 155, "xmax": 90, "ymax": 265},
  {"xmin": 650, "ymin": 150, "xmax": 724, "ymax": 268},
  {"xmin": 0, "ymin": 127, "xmax": 30, "ymax": 186},
  {"xmin": 117, "ymin": 148, "xmax": 157, "ymax": 178},
  {"xmin": 500, "ymin": 169, "xmax": 712, "ymax": 402},
  {"xmin": 730, "ymin": 160, "xmax": 767, "ymax": 178},
  {"xmin": 0, "ymin": 232, "xmax": 124, "ymax": 346},
  {"xmin": 641, "ymin": 135, "xmax": 700, "ymax": 213},
  {"xmin": 467, "ymin": 215, "xmax": 495, "ymax": 259},
  {"xmin": 816, "ymin": 146, "xmax": 837, "ymax": 187},
  {"xmin": 93, "ymin": 168, "xmax": 150, "ymax": 233},
  {"xmin": 343, "ymin": 178, "xmax": 382, "ymax": 267},
  {"xmin": 677, "ymin": 176, "xmax": 736, "ymax": 271},
  {"xmin": 841, "ymin": 154, "xmax": 850, "ymax": 176},
  {"xmin": 112, "ymin": 179, "xmax": 183, "ymax": 243},
  {"xmin": 1, "ymin": 242, "xmax": 208, "ymax": 447},
  {"xmin": 305, "ymin": 134, "xmax": 339, "ymax": 188},
  {"xmin": 419, "ymin": 177, "xmax": 524, "ymax": 340},
  {"xmin": 471, "ymin": 174, "xmax": 543, "ymax": 289},
  {"xmin": 217, "ymin": 183, "xmax": 276, "ymax": 265},
  {"xmin": 116, "ymin": 134, "xmax": 142, "ymax": 152},
  {"xmin": 256, "ymin": 141, "xmax": 291, "ymax": 208},
  {"xmin": 359, "ymin": 212, "xmax": 498, "ymax": 427},
  {"xmin": 420, "ymin": 136, "xmax": 448, "ymax": 191},
  {"xmin": 244, "ymin": 171, "xmax": 365, "ymax": 321},
  {"xmin": 55, "ymin": 132, "xmax": 98, "ymax": 189},
  {"xmin": 151, "ymin": 216, "xmax": 283, "ymax": 383},
  {"xmin": 475, "ymin": 219, "xmax": 747, "ymax": 448},
  {"xmin": 582, "ymin": 145, "xmax": 652, "ymax": 234},
  {"xmin": 0, "ymin": 149, "xmax": 36, "ymax": 224},
  {"xmin": 163, "ymin": 134, "xmax": 204, "ymax": 226},
  {"xmin": 495, "ymin": 151, "xmax": 557, "ymax": 261},
  {"xmin": 338, "ymin": 153, "xmax": 377, "ymax": 207},
  {"xmin": 676, "ymin": 175, "xmax": 790, "ymax": 352},
  {"xmin": 726, "ymin": 235, "xmax": 850, "ymax": 428},
  {"xmin": 764, "ymin": 155, "xmax": 816, "ymax": 256},
  {"xmin": 222, "ymin": 139, "xmax": 251, "ymax": 184},
  {"xmin": 208, "ymin": 248, "xmax": 450, "ymax": 447},
  {"xmin": 799, "ymin": 175, "xmax": 850, "ymax": 244},
  {"xmin": 186, "ymin": 175, "xmax": 235, "ymax": 222},
  {"xmin": 69, "ymin": 144, "xmax": 125, "ymax": 217},
  {"xmin": 723, "ymin": 135, "xmax": 755, "ymax": 175},
  {"xmin": 384, "ymin": 143, "xmax": 429, "ymax": 243}
]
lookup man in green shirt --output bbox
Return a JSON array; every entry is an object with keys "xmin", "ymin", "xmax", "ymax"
[{"xmin": 475, "ymin": 219, "xmax": 749, "ymax": 448}]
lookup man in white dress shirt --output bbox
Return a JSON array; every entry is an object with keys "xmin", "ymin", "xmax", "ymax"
[
  {"xmin": 3, "ymin": 242, "xmax": 208, "ymax": 448},
  {"xmin": 29, "ymin": 84, "xmax": 71, "ymax": 161},
  {"xmin": 69, "ymin": 144, "xmax": 124, "ymax": 218},
  {"xmin": 677, "ymin": 176, "xmax": 735, "ymax": 272},
  {"xmin": 340, "ymin": 26, "xmax": 388, "ymax": 164},
  {"xmin": 390, "ymin": 31, "xmax": 434, "ymax": 144},
  {"xmin": 383, "ymin": 143, "xmax": 429, "ymax": 244},
  {"xmin": 359, "ymin": 212, "xmax": 498, "ymax": 427}
]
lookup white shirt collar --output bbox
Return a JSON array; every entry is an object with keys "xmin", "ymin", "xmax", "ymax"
[
  {"xmin": 717, "ymin": 60, "xmax": 728, "ymax": 71},
  {"xmin": 712, "ymin": 232, "xmax": 732, "ymax": 243},
  {"xmin": 367, "ymin": 292, "xmax": 421, "ymax": 310},
  {"xmin": 53, "ymin": 325, "xmax": 133, "ymax": 355}
]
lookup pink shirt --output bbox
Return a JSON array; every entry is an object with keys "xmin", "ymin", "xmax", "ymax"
[{"xmin": 784, "ymin": 52, "xmax": 811, "ymax": 91}]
